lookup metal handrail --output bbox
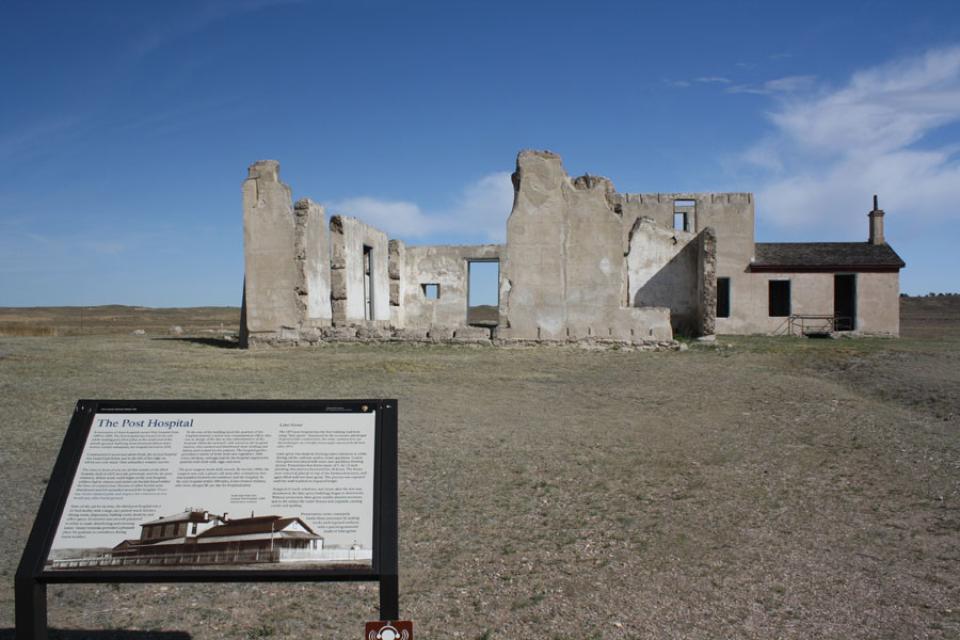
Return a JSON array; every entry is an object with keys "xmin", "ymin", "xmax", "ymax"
[{"xmin": 785, "ymin": 314, "xmax": 852, "ymax": 336}]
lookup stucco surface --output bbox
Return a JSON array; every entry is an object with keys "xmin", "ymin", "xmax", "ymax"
[
  {"xmin": 501, "ymin": 151, "xmax": 671, "ymax": 341},
  {"xmin": 242, "ymin": 160, "xmax": 299, "ymax": 335},
  {"xmin": 294, "ymin": 198, "xmax": 331, "ymax": 323},
  {"xmin": 402, "ymin": 244, "xmax": 501, "ymax": 330},
  {"xmin": 715, "ymin": 271, "xmax": 901, "ymax": 336},
  {"xmin": 330, "ymin": 215, "xmax": 390, "ymax": 323}
]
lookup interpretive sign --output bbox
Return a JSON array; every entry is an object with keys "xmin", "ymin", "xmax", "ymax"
[{"xmin": 16, "ymin": 399, "xmax": 399, "ymax": 640}]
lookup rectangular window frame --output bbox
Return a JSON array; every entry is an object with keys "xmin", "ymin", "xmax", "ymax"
[
  {"xmin": 716, "ymin": 277, "xmax": 731, "ymax": 319},
  {"xmin": 768, "ymin": 280, "xmax": 791, "ymax": 317},
  {"xmin": 421, "ymin": 283, "xmax": 440, "ymax": 300}
]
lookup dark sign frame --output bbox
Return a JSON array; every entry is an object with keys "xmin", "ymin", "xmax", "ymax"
[{"xmin": 15, "ymin": 399, "xmax": 399, "ymax": 640}]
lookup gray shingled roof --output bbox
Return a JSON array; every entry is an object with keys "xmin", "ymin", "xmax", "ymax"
[{"xmin": 752, "ymin": 242, "xmax": 905, "ymax": 270}]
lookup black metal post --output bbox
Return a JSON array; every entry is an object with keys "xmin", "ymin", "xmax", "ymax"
[
  {"xmin": 379, "ymin": 574, "xmax": 399, "ymax": 620},
  {"xmin": 15, "ymin": 577, "xmax": 47, "ymax": 640},
  {"xmin": 378, "ymin": 400, "xmax": 399, "ymax": 620}
]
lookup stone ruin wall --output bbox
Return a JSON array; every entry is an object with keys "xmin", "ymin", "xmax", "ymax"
[{"xmin": 240, "ymin": 151, "xmax": 733, "ymax": 350}]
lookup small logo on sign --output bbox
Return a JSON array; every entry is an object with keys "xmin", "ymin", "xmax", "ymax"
[{"xmin": 365, "ymin": 620, "xmax": 413, "ymax": 640}]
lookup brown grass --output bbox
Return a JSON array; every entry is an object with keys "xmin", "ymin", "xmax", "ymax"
[
  {"xmin": 0, "ymin": 305, "xmax": 239, "ymax": 337},
  {"xmin": 0, "ymin": 297, "xmax": 957, "ymax": 638},
  {"xmin": 0, "ymin": 322, "xmax": 58, "ymax": 337}
]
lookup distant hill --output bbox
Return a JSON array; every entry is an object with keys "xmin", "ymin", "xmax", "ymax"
[
  {"xmin": 900, "ymin": 294, "xmax": 960, "ymax": 339},
  {"xmin": 0, "ymin": 305, "xmax": 239, "ymax": 337},
  {"xmin": 467, "ymin": 304, "xmax": 499, "ymax": 326}
]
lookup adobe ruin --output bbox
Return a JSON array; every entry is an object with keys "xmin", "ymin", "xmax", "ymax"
[{"xmin": 239, "ymin": 150, "xmax": 904, "ymax": 347}]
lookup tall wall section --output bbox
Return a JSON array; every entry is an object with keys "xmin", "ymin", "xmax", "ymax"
[
  {"xmin": 500, "ymin": 151, "xmax": 673, "ymax": 341},
  {"xmin": 241, "ymin": 161, "xmax": 330, "ymax": 346}
]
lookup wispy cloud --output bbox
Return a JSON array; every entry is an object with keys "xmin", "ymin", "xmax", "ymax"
[
  {"xmin": 327, "ymin": 172, "xmax": 514, "ymax": 243},
  {"xmin": 0, "ymin": 228, "xmax": 144, "ymax": 276},
  {"xmin": 695, "ymin": 76, "xmax": 732, "ymax": 84},
  {"xmin": 738, "ymin": 46, "xmax": 960, "ymax": 235},
  {"xmin": 86, "ymin": 241, "xmax": 128, "ymax": 255},
  {"xmin": 727, "ymin": 75, "xmax": 816, "ymax": 95},
  {"xmin": 129, "ymin": 0, "xmax": 303, "ymax": 60},
  {"xmin": 0, "ymin": 115, "xmax": 93, "ymax": 166},
  {"xmin": 665, "ymin": 76, "xmax": 732, "ymax": 88}
]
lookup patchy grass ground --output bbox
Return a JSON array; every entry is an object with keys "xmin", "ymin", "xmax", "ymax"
[
  {"xmin": 0, "ymin": 306, "xmax": 238, "ymax": 337},
  {"xmin": 0, "ymin": 297, "xmax": 958, "ymax": 639}
]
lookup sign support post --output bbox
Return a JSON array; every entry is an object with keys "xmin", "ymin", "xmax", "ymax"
[
  {"xmin": 14, "ymin": 577, "xmax": 46, "ymax": 640},
  {"xmin": 378, "ymin": 399, "xmax": 399, "ymax": 621}
]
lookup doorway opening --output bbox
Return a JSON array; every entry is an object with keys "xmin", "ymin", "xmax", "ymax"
[
  {"xmin": 467, "ymin": 260, "xmax": 499, "ymax": 326},
  {"xmin": 768, "ymin": 280, "xmax": 791, "ymax": 317},
  {"xmin": 834, "ymin": 274, "xmax": 856, "ymax": 331},
  {"xmin": 362, "ymin": 245, "xmax": 373, "ymax": 321}
]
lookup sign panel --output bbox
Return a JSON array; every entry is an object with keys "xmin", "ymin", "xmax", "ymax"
[
  {"xmin": 45, "ymin": 410, "xmax": 376, "ymax": 572},
  {"xmin": 17, "ymin": 399, "xmax": 399, "ymax": 640}
]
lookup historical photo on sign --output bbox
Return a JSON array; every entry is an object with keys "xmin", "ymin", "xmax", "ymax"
[{"xmin": 46, "ymin": 411, "xmax": 376, "ymax": 571}]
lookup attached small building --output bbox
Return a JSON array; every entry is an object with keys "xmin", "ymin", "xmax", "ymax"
[
  {"xmin": 239, "ymin": 151, "xmax": 905, "ymax": 345},
  {"xmin": 111, "ymin": 510, "xmax": 322, "ymax": 563}
]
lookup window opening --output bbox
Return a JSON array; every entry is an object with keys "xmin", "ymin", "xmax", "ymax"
[
  {"xmin": 421, "ymin": 283, "xmax": 439, "ymax": 299},
  {"xmin": 467, "ymin": 259, "xmax": 499, "ymax": 326},
  {"xmin": 768, "ymin": 280, "xmax": 791, "ymax": 317},
  {"xmin": 716, "ymin": 277, "xmax": 730, "ymax": 318},
  {"xmin": 673, "ymin": 199, "xmax": 696, "ymax": 232}
]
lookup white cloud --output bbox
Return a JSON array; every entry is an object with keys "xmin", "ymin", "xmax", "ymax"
[
  {"xmin": 325, "ymin": 196, "xmax": 432, "ymax": 238},
  {"xmin": 450, "ymin": 172, "xmax": 515, "ymax": 242},
  {"xmin": 326, "ymin": 171, "xmax": 514, "ymax": 243},
  {"xmin": 771, "ymin": 51, "xmax": 960, "ymax": 153},
  {"xmin": 695, "ymin": 76, "xmax": 731, "ymax": 84},
  {"xmin": 740, "ymin": 46, "xmax": 960, "ymax": 235},
  {"xmin": 727, "ymin": 75, "xmax": 816, "ymax": 95}
]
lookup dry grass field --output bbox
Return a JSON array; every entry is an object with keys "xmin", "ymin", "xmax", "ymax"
[{"xmin": 0, "ymin": 297, "xmax": 958, "ymax": 639}]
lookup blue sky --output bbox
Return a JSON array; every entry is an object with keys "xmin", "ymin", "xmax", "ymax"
[{"xmin": 2, "ymin": 0, "xmax": 959, "ymax": 307}]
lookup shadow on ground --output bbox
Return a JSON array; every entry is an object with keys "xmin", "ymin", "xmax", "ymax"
[
  {"xmin": 0, "ymin": 630, "xmax": 190, "ymax": 640},
  {"xmin": 150, "ymin": 337, "xmax": 240, "ymax": 349}
]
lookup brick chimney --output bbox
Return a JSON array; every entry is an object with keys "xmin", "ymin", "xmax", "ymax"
[{"xmin": 868, "ymin": 194, "xmax": 885, "ymax": 245}]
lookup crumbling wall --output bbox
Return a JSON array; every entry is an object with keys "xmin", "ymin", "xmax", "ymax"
[
  {"xmin": 697, "ymin": 226, "xmax": 717, "ymax": 336},
  {"xmin": 696, "ymin": 194, "xmax": 754, "ymax": 335},
  {"xmin": 240, "ymin": 162, "xmax": 332, "ymax": 344},
  {"xmin": 329, "ymin": 215, "xmax": 390, "ymax": 324},
  {"xmin": 626, "ymin": 217, "xmax": 699, "ymax": 335},
  {"xmin": 402, "ymin": 244, "xmax": 501, "ymax": 331},
  {"xmin": 294, "ymin": 198, "xmax": 331, "ymax": 324},
  {"xmin": 241, "ymin": 160, "xmax": 299, "ymax": 339},
  {"xmin": 500, "ymin": 151, "xmax": 673, "ymax": 341},
  {"xmin": 388, "ymin": 240, "xmax": 405, "ymax": 327},
  {"xmin": 617, "ymin": 191, "xmax": 751, "ymax": 336}
]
